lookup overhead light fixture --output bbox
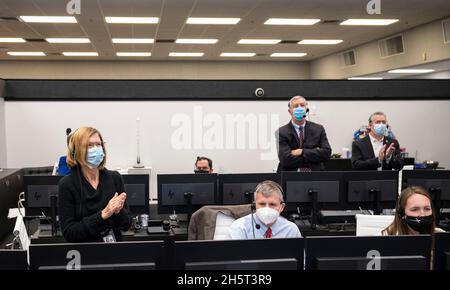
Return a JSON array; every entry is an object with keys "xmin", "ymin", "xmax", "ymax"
[
  {"xmin": 46, "ymin": 38, "xmax": 90, "ymax": 43},
  {"xmin": 7, "ymin": 51, "xmax": 45, "ymax": 56},
  {"xmin": 169, "ymin": 52, "xmax": 204, "ymax": 57},
  {"xmin": 105, "ymin": 17, "xmax": 159, "ymax": 24},
  {"xmin": 388, "ymin": 69, "xmax": 435, "ymax": 74},
  {"xmin": 0, "ymin": 38, "xmax": 26, "ymax": 43},
  {"xmin": 175, "ymin": 38, "xmax": 218, "ymax": 44},
  {"xmin": 19, "ymin": 16, "xmax": 77, "ymax": 23},
  {"xmin": 238, "ymin": 39, "xmax": 281, "ymax": 44},
  {"xmin": 298, "ymin": 39, "xmax": 343, "ymax": 45},
  {"xmin": 348, "ymin": 77, "xmax": 383, "ymax": 80},
  {"xmin": 340, "ymin": 19, "xmax": 399, "ymax": 26},
  {"xmin": 264, "ymin": 18, "xmax": 321, "ymax": 25},
  {"xmin": 270, "ymin": 53, "xmax": 307, "ymax": 57},
  {"xmin": 62, "ymin": 52, "xmax": 98, "ymax": 56},
  {"xmin": 186, "ymin": 17, "xmax": 240, "ymax": 25},
  {"xmin": 112, "ymin": 38, "xmax": 154, "ymax": 44},
  {"xmin": 117, "ymin": 52, "xmax": 151, "ymax": 57},
  {"xmin": 220, "ymin": 52, "xmax": 256, "ymax": 57}
]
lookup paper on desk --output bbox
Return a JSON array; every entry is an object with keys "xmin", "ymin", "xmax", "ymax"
[
  {"xmin": 13, "ymin": 215, "xmax": 30, "ymax": 251},
  {"xmin": 8, "ymin": 208, "xmax": 25, "ymax": 219}
]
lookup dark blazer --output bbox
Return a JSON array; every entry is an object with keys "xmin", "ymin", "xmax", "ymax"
[
  {"xmin": 351, "ymin": 135, "xmax": 404, "ymax": 170},
  {"xmin": 276, "ymin": 121, "xmax": 332, "ymax": 172},
  {"xmin": 58, "ymin": 167, "xmax": 131, "ymax": 243}
]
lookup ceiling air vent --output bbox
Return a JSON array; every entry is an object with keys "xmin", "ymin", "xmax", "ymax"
[
  {"xmin": 379, "ymin": 34, "xmax": 404, "ymax": 57},
  {"xmin": 339, "ymin": 50, "xmax": 356, "ymax": 67},
  {"xmin": 443, "ymin": 18, "xmax": 450, "ymax": 43}
]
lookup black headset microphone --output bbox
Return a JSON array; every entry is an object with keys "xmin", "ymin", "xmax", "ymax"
[{"xmin": 250, "ymin": 203, "xmax": 260, "ymax": 239}]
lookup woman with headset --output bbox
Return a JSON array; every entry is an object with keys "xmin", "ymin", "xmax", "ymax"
[
  {"xmin": 58, "ymin": 127, "xmax": 131, "ymax": 242},
  {"xmin": 382, "ymin": 186, "xmax": 445, "ymax": 269},
  {"xmin": 382, "ymin": 186, "xmax": 444, "ymax": 235}
]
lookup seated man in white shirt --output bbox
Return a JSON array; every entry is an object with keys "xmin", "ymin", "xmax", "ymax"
[
  {"xmin": 227, "ymin": 180, "xmax": 301, "ymax": 239},
  {"xmin": 351, "ymin": 111, "xmax": 404, "ymax": 171}
]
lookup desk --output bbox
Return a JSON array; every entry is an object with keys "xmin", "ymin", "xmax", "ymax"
[
  {"xmin": 30, "ymin": 220, "xmax": 188, "ymax": 244},
  {"xmin": 295, "ymin": 220, "xmax": 356, "ymax": 237}
]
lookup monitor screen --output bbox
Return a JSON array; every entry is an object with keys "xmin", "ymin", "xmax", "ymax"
[
  {"xmin": 122, "ymin": 174, "xmax": 150, "ymax": 215},
  {"xmin": 174, "ymin": 238, "xmax": 304, "ymax": 270},
  {"xmin": 0, "ymin": 250, "xmax": 28, "ymax": 270},
  {"xmin": 157, "ymin": 174, "xmax": 218, "ymax": 214},
  {"xmin": 29, "ymin": 241, "xmax": 165, "ymax": 270},
  {"xmin": 433, "ymin": 232, "xmax": 450, "ymax": 270},
  {"xmin": 343, "ymin": 171, "xmax": 398, "ymax": 211},
  {"xmin": 281, "ymin": 172, "xmax": 344, "ymax": 211},
  {"xmin": 218, "ymin": 173, "xmax": 280, "ymax": 205},
  {"xmin": 403, "ymin": 170, "xmax": 450, "ymax": 201},
  {"xmin": 305, "ymin": 235, "xmax": 431, "ymax": 270},
  {"xmin": 24, "ymin": 175, "xmax": 63, "ymax": 216}
]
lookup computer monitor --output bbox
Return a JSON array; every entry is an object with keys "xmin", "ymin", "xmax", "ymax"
[
  {"xmin": 402, "ymin": 170, "xmax": 450, "ymax": 220},
  {"xmin": 174, "ymin": 238, "xmax": 304, "ymax": 270},
  {"xmin": 0, "ymin": 250, "xmax": 28, "ymax": 270},
  {"xmin": 157, "ymin": 174, "xmax": 218, "ymax": 220},
  {"xmin": 305, "ymin": 235, "xmax": 431, "ymax": 270},
  {"xmin": 433, "ymin": 232, "xmax": 450, "ymax": 270},
  {"xmin": 281, "ymin": 171, "xmax": 344, "ymax": 228},
  {"xmin": 122, "ymin": 174, "xmax": 150, "ymax": 215},
  {"xmin": 24, "ymin": 175, "xmax": 63, "ymax": 217},
  {"xmin": 343, "ymin": 171, "xmax": 398, "ymax": 214},
  {"xmin": 29, "ymin": 241, "xmax": 166, "ymax": 270},
  {"xmin": 218, "ymin": 173, "xmax": 281, "ymax": 205},
  {"xmin": 324, "ymin": 159, "xmax": 352, "ymax": 171}
]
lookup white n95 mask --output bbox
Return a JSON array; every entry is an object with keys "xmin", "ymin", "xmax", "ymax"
[{"xmin": 255, "ymin": 207, "xmax": 280, "ymax": 226}]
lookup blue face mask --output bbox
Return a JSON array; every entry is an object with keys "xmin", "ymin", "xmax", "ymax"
[
  {"xmin": 373, "ymin": 123, "xmax": 387, "ymax": 136},
  {"xmin": 293, "ymin": 107, "xmax": 307, "ymax": 121},
  {"xmin": 86, "ymin": 147, "xmax": 104, "ymax": 168}
]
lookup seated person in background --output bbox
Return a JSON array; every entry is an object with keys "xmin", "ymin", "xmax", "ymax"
[
  {"xmin": 351, "ymin": 112, "xmax": 403, "ymax": 170},
  {"xmin": 227, "ymin": 180, "xmax": 301, "ymax": 239},
  {"xmin": 382, "ymin": 186, "xmax": 444, "ymax": 235},
  {"xmin": 194, "ymin": 156, "xmax": 213, "ymax": 173},
  {"xmin": 57, "ymin": 128, "xmax": 75, "ymax": 175},
  {"xmin": 58, "ymin": 127, "xmax": 131, "ymax": 243}
]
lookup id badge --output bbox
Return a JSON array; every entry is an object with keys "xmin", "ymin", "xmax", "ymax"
[{"xmin": 102, "ymin": 229, "xmax": 116, "ymax": 243}]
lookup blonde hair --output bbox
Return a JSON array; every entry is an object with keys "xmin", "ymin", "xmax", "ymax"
[
  {"xmin": 382, "ymin": 186, "xmax": 436, "ymax": 235},
  {"xmin": 66, "ymin": 127, "xmax": 107, "ymax": 169}
]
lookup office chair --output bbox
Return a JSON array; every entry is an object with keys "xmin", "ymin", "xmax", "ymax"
[{"xmin": 356, "ymin": 214, "xmax": 394, "ymax": 236}]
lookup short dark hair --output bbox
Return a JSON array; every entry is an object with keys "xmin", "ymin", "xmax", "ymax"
[{"xmin": 195, "ymin": 156, "xmax": 212, "ymax": 169}]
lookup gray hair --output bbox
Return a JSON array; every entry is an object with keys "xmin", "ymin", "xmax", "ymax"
[
  {"xmin": 368, "ymin": 111, "xmax": 386, "ymax": 123},
  {"xmin": 254, "ymin": 180, "xmax": 284, "ymax": 203},
  {"xmin": 288, "ymin": 95, "xmax": 306, "ymax": 108}
]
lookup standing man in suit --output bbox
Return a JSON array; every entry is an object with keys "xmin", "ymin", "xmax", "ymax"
[
  {"xmin": 351, "ymin": 112, "xmax": 404, "ymax": 170},
  {"xmin": 276, "ymin": 96, "xmax": 332, "ymax": 172}
]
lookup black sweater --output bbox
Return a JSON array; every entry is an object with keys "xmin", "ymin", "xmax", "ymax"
[{"xmin": 58, "ymin": 167, "xmax": 131, "ymax": 242}]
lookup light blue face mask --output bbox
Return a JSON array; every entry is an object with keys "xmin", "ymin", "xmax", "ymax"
[
  {"xmin": 293, "ymin": 107, "xmax": 307, "ymax": 121},
  {"xmin": 373, "ymin": 123, "xmax": 387, "ymax": 136},
  {"xmin": 86, "ymin": 147, "xmax": 104, "ymax": 168}
]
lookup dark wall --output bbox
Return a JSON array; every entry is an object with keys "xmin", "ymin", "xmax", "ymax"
[
  {"xmin": 4, "ymin": 79, "xmax": 450, "ymax": 101},
  {"xmin": 0, "ymin": 79, "xmax": 5, "ymax": 98}
]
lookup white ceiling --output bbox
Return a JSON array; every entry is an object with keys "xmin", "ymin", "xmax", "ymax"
[{"xmin": 0, "ymin": 0, "xmax": 449, "ymax": 61}]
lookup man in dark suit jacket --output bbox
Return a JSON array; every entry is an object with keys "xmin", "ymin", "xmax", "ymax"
[
  {"xmin": 352, "ymin": 112, "xmax": 404, "ymax": 170},
  {"xmin": 276, "ymin": 96, "xmax": 332, "ymax": 172}
]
